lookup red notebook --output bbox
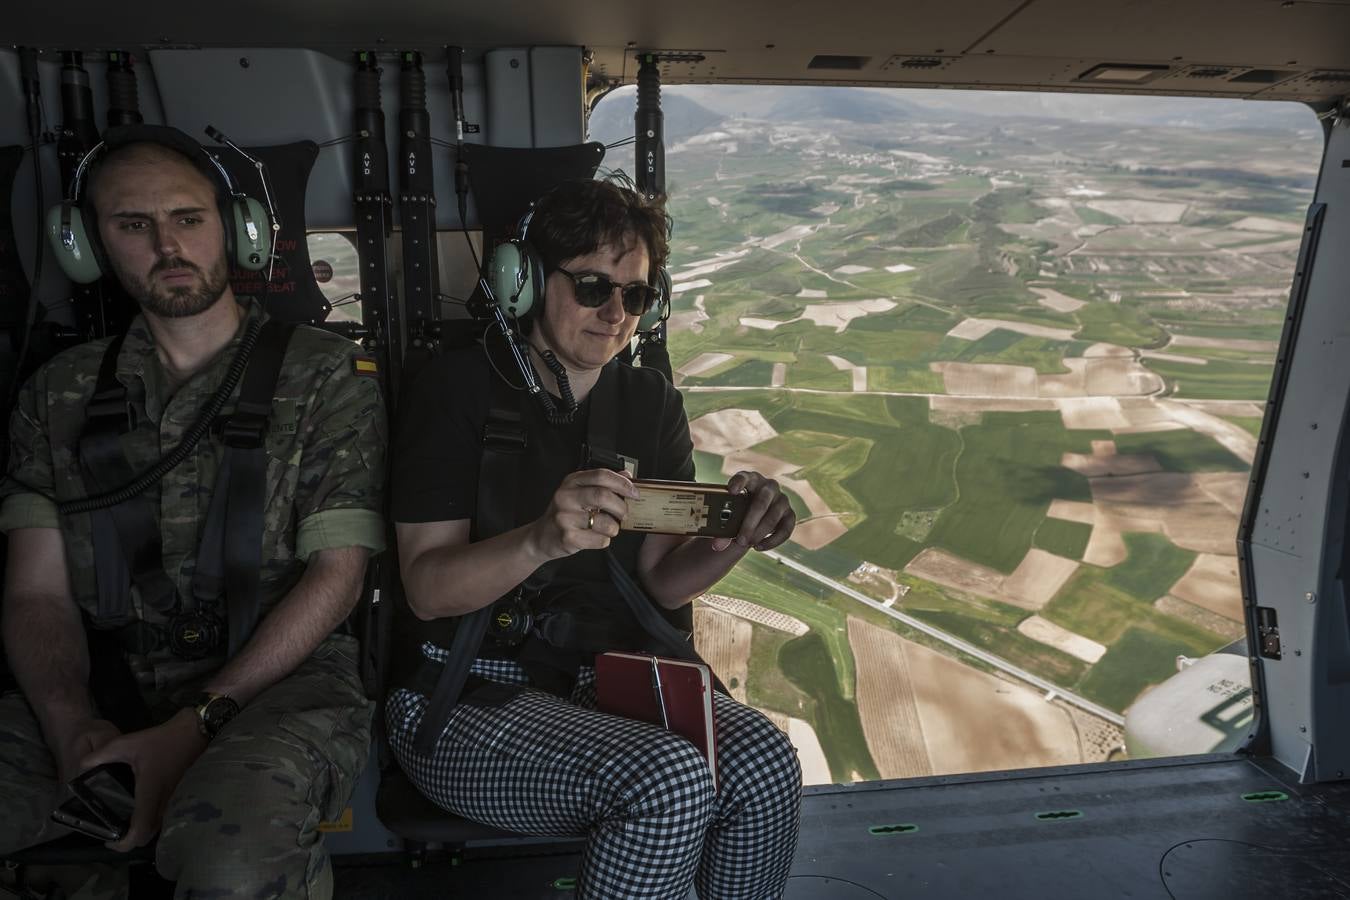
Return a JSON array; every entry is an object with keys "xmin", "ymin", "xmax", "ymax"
[{"xmin": 594, "ymin": 652, "xmax": 719, "ymax": 790}]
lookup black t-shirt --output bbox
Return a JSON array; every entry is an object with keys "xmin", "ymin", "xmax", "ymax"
[{"xmin": 391, "ymin": 345, "xmax": 696, "ymax": 587}]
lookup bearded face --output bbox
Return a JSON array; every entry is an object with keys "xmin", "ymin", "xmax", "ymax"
[{"xmin": 91, "ymin": 147, "xmax": 233, "ymax": 320}]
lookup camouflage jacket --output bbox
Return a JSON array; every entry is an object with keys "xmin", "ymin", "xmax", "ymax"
[{"xmin": 0, "ymin": 298, "xmax": 386, "ymax": 688}]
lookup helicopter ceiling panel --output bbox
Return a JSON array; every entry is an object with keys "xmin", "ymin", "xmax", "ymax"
[{"xmin": 7, "ymin": 0, "xmax": 1350, "ymax": 102}]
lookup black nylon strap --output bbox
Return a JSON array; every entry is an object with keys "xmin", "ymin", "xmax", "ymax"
[
  {"xmin": 412, "ymin": 365, "xmax": 526, "ymax": 755},
  {"xmin": 588, "ymin": 363, "xmax": 723, "ymax": 688},
  {"xmin": 191, "ymin": 319, "xmax": 296, "ymax": 657},
  {"xmin": 79, "ymin": 333, "xmax": 178, "ymax": 620}
]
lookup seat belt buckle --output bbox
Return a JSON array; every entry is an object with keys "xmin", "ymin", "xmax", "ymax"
[
  {"xmin": 582, "ymin": 444, "xmax": 624, "ymax": 473},
  {"xmin": 220, "ymin": 403, "xmax": 270, "ymax": 449},
  {"xmin": 483, "ymin": 422, "xmax": 527, "ymax": 453}
]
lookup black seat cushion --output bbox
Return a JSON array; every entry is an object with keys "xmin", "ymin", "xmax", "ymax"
[{"xmin": 375, "ymin": 767, "xmax": 530, "ymax": 844}]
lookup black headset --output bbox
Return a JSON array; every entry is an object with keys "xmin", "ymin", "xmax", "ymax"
[
  {"xmin": 45, "ymin": 124, "xmax": 272, "ymax": 284},
  {"xmin": 485, "ymin": 181, "xmax": 671, "ymax": 332}
]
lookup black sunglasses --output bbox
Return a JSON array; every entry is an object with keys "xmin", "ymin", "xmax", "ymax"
[{"xmin": 555, "ymin": 266, "xmax": 657, "ymax": 317}]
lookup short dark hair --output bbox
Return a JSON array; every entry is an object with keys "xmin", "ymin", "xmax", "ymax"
[
  {"xmin": 86, "ymin": 141, "xmax": 225, "ymax": 220},
  {"xmin": 529, "ymin": 177, "xmax": 671, "ymax": 283}
]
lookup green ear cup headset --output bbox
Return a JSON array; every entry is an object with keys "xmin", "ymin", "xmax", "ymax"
[
  {"xmin": 46, "ymin": 124, "xmax": 273, "ymax": 285},
  {"xmin": 486, "ymin": 187, "xmax": 671, "ymax": 332}
]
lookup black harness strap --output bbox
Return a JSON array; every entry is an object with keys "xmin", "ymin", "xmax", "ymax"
[
  {"xmin": 78, "ymin": 319, "xmax": 294, "ymax": 658},
  {"xmin": 412, "ymin": 365, "xmax": 527, "ymax": 755},
  {"xmin": 191, "ymin": 319, "xmax": 296, "ymax": 656},
  {"xmin": 80, "ymin": 333, "xmax": 178, "ymax": 621},
  {"xmin": 584, "ymin": 366, "xmax": 703, "ymax": 666}
]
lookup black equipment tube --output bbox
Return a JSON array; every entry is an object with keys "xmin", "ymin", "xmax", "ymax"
[
  {"xmin": 397, "ymin": 51, "xmax": 440, "ymax": 336},
  {"xmin": 353, "ymin": 51, "xmax": 403, "ymax": 401},
  {"xmin": 634, "ymin": 54, "xmax": 665, "ymax": 202},
  {"xmin": 58, "ymin": 52, "xmax": 99, "ymax": 161},
  {"xmin": 58, "ymin": 52, "xmax": 123, "ymax": 340},
  {"xmin": 447, "ymin": 46, "xmax": 472, "ymax": 228},
  {"xmin": 105, "ymin": 51, "xmax": 143, "ymax": 127},
  {"xmin": 633, "ymin": 55, "xmax": 673, "ymax": 377},
  {"xmin": 448, "ymin": 46, "xmax": 467, "ymax": 144}
]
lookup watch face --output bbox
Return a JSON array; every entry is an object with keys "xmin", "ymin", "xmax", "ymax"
[{"xmin": 199, "ymin": 696, "xmax": 240, "ymax": 738}]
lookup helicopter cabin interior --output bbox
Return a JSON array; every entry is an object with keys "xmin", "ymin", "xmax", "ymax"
[{"xmin": 3, "ymin": 0, "xmax": 1350, "ymax": 896}]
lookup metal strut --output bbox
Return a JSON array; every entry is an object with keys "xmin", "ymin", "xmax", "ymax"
[
  {"xmin": 353, "ymin": 51, "xmax": 404, "ymax": 401},
  {"xmin": 397, "ymin": 51, "xmax": 441, "ymax": 352}
]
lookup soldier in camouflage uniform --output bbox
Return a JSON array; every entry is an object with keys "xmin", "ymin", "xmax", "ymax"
[{"xmin": 0, "ymin": 127, "xmax": 386, "ymax": 898}]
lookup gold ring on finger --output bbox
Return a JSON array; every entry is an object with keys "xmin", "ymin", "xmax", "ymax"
[{"xmin": 586, "ymin": 508, "xmax": 596, "ymax": 530}]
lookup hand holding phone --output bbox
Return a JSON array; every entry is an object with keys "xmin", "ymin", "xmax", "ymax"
[
  {"xmin": 619, "ymin": 480, "xmax": 750, "ymax": 538},
  {"xmin": 50, "ymin": 762, "xmax": 136, "ymax": 842}
]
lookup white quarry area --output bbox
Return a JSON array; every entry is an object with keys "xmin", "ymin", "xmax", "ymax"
[{"xmin": 741, "ymin": 299, "xmax": 896, "ymax": 333}]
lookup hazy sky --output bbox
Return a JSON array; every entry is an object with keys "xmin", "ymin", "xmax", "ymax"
[{"xmin": 601, "ymin": 84, "xmax": 1319, "ymax": 132}]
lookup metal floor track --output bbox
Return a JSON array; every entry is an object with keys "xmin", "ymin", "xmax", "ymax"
[{"xmin": 333, "ymin": 754, "xmax": 1350, "ymax": 899}]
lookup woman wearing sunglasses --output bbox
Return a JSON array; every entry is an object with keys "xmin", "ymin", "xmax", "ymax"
[{"xmin": 387, "ymin": 179, "xmax": 802, "ymax": 899}]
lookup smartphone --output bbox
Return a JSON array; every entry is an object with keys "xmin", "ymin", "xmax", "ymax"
[
  {"xmin": 50, "ymin": 762, "xmax": 136, "ymax": 842},
  {"xmin": 620, "ymin": 480, "xmax": 750, "ymax": 538}
]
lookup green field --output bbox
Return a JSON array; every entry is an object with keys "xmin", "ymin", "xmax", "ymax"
[
  {"xmin": 1033, "ymin": 518, "xmax": 1093, "ymax": 560},
  {"xmin": 1145, "ymin": 358, "xmax": 1275, "ymax": 400},
  {"xmin": 714, "ymin": 553, "xmax": 858, "ymax": 699},
  {"xmin": 1221, "ymin": 415, "xmax": 1266, "ymax": 438},
  {"xmin": 1045, "ymin": 534, "xmax": 1199, "ymax": 642},
  {"xmin": 780, "ymin": 632, "xmax": 880, "ymax": 782},
  {"xmin": 926, "ymin": 412, "xmax": 1102, "ymax": 573},
  {"xmin": 1077, "ymin": 627, "xmax": 1207, "ymax": 711},
  {"xmin": 1112, "ymin": 430, "xmax": 1249, "ymax": 472}
]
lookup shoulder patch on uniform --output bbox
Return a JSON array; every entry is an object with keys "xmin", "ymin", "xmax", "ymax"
[{"xmin": 353, "ymin": 356, "xmax": 379, "ymax": 378}]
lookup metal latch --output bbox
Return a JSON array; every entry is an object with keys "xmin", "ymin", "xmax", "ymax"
[{"xmin": 1256, "ymin": 606, "xmax": 1282, "ymax": 660}]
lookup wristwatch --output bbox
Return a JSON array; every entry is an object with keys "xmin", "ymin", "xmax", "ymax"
[{"xmin": 190, "ymin": 692, "xmax": 240, "ymax": 741}]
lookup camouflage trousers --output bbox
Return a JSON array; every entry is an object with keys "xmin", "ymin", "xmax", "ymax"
[{"xmin": 0, "ymin": 634, "xmax": 373, "ymax": 900}]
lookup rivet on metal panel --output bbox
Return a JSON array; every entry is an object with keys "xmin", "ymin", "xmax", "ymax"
[{"xmin": 1307, "ymin": 592, "xmax": 1316, "ymax": 603}]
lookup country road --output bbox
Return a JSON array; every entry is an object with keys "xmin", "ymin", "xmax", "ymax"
[{"xmin": 764, "ymin": 550, "xmax": 1128, "ymax": 727}]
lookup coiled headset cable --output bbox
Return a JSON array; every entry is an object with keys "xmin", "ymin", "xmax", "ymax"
[{"xmin": 6, "ymin": 316, "xmax": 265, "ymax": 516}]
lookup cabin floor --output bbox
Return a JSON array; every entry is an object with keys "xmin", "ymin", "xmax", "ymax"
[{"xmin": 331, "ymin": 754, "xmax": 1350, "ymax": 898}]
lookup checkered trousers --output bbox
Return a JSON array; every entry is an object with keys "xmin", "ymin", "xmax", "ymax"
[{"xmin": 386, "ymin": 650, "xmax": 802, "ymax": 899}]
